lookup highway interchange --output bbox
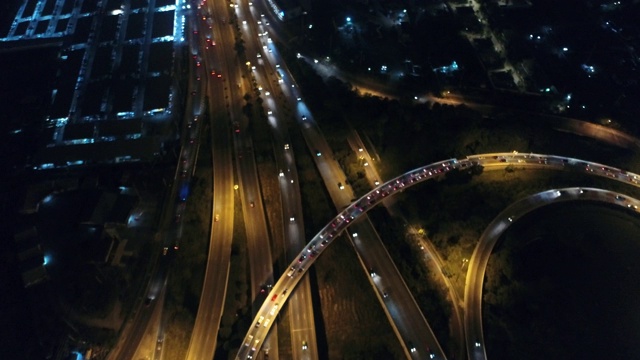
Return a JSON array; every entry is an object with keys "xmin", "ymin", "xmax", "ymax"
[
  {"xmin": 108, "ymin": 0, "xmax": 640, "ymax": 359},
  {"xmin": 237, "ymin": 152, "xmax": 640, "ymax": 360}
]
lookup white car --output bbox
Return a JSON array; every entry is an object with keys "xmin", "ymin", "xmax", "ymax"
[
  {"xmin": 270, "ymin": 303, "xmax": 279, "ymax": 315},
  {"xmin": 256, "ymin": 316, "xmax": 264, "ymax": 327},
  {"xmin": 245, "ymin": 335, "xmax": 254, "ymax": 347}
]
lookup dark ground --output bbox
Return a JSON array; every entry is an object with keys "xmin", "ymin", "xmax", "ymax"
[{"xmin": 485, "ymin": 201, "xmax": 640, "ymax": 360}]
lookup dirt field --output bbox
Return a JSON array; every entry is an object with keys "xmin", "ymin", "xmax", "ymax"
[{"xmin": 314, "ymin": 235, "xmax": 405, "ymax": 359}]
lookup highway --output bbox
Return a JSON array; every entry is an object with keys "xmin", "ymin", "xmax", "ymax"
[
  {"xmin": 184, "ymin": 0, "xmax": 237, "ymax": 358},
  {"xmin": 345, "ymin": 130, "xmax": 466, "ymax": 360},
  {"xmin": 248, "ymin": 11, "xmax": 457, "ymax": 358},
  {"xmin": 232, "ymin": 0, "xmax": 283, "ymax": 357},
  {"xmin": 464, "ymin": 186, "xmax": 640, "ymax": 360},
  {"xmin": 236, "ymin": 156, "xmax": 465, "ymax": 360},
  {"xmin": 284, "ymin": 68, "xmax": 445, "ymax": 359},
  {"xmin": 237, "ymin": 151, "xmax": 640, "ymax": 360},
  {"xmin": 240, "ymin": 1, "xmax": 321, "ymax": 358}
]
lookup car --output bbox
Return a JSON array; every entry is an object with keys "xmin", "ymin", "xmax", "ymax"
[
  {"xmin": 338, "ymin": 182, "xmax": 344, "ymax": 190},
  {"xmin": 270, "ymin": 303, "xmax": 279, "ymax": 315},
  {"xmin": 144, "ymin": 297, "xmax": 153, "ymax": 306},
  {"xmin": 214, "ymin": 214, "xmax": 220, "ymax": 222},
  {"xmin": 271, "ymin": 294, "xmax": 277, "ymax": 301},
  {"xmin": 250, "ymin": 201, "xmax": 255, "ymax": 208},
  {"xmin": 263, "ymin": 318, "xmax": 271, "ymax": 327},
  {"xmin": 210, "ymin": 70, "xmax": 216, "ymax": 76},
  {"xmin": 408, "ymin": 341, "xmax": 416, "ymax": 353},
  {"xmin": 369, "ymin": 269, "xmax": 376, "ymax": 277},
  {"xmin": 284, "ymin": 143, "xmax": 290, "ymax": 150},
  {"xmin": 383, "ymin": 291, "xmax": 388, "ymax": 298},
  {"xmin": 256, "ymin": 316, "xmax": 264, "ymax": 327},
  {"xmin": 616, "ymin": 195, "xmax": 625, "ymax": 201},
  {"xmin": 301, "ymin": 115, "xmax": 307, "ymax": 121},
  {"xmin": 321, "ymin": 239, "xmax": 329, "ymax": 246},
  {"xmin": 302, "ymin": 341, "xmax": 308, "ymax": 350},
  {"xmin": 298, "ymin": 254, "xmax": 306, "ymax": 263},
  {"xmin": 315, "ymin": 149, "xmax": 321, "ymax": 157},
  {"xmin": 309, "ymin": 250, "xmax": 318, "ymax": 257},
  {"xmin": 191, "ymin": 90, "xmax": 196, "ymax": 96},
  {"xmin": 290, "ymin": 216, "xmax": 295, "ymax": 222},
  {"xmin": 287, "ymin": 267, "xmax": 296, "ymax": 277}
]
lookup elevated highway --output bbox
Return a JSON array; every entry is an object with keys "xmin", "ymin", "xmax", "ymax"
[{"xmin": 236, "ymin": 151, "xmax": 640, "ymax": 360}]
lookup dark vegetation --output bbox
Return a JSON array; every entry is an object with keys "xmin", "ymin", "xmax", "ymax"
[{"xmin": 485, "ymin": 202, "xmax": 640, "ymax": 360}]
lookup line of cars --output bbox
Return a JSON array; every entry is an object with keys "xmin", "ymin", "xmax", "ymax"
[{"xmin": 241, "ymin": 151, "xmax": 640, "ymax": 359}]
